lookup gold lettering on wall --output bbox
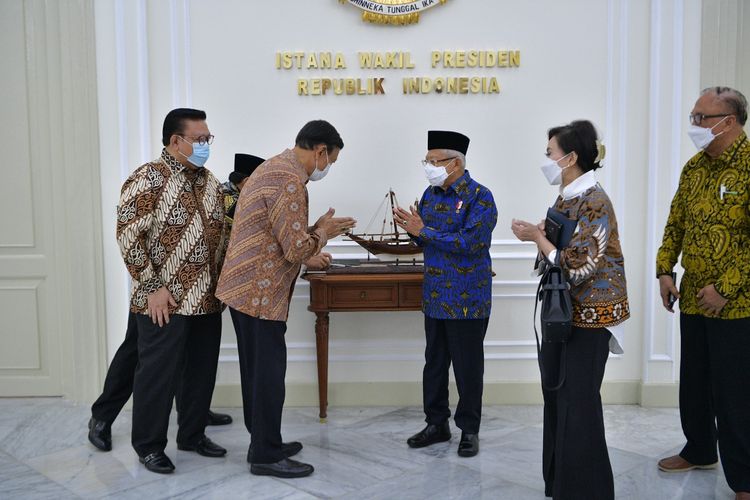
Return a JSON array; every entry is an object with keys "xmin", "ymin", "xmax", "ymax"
[
  {"xmin": 297, "ymin": 78, "xmax": 386, "ymax": 96},
  {"xmin": 401, "ymin": 77, "xmax": 501, "ymax": 94},
  {"xmin": 430, "ymin": 50, "xmax": 521, "ymax": 68},
  {"xmin": 358, "ymin": 52, "xmax": 415, "ymax": 69},
  {"xmin": 279, "ymin": 49, "xmax": 520, "ymax": 96},
  {"xmin": 276, "ymin": 52, "xmax": 348, "ymax": 69}
]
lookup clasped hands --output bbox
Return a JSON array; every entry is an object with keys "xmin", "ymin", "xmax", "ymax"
[
  {"xmin": 510, "ymin": 218, "xmax": 545, "ymax": 243},
  {"xmin": 307, "ymin": 208, "xmax": 356, "ymax": 271}
]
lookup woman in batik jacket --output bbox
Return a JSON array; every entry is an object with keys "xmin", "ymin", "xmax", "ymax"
[{"xmin": 512, "ymin": 120, "xmax": 629, "ymax": 500}]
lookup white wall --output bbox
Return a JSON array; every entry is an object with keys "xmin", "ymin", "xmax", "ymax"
[{"xmin": 95, "ymin": 0, "xmax": 706, "ymax": 406}]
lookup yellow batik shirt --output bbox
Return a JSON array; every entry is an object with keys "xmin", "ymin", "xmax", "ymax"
[{"xmin": 656, "ymin": 132, "xmax": 750, "ymax": 318}]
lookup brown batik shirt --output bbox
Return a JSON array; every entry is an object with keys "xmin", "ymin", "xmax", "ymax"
[
  {"xmin": 117, "ymin": 149, "xmax": 226, "ymax": 315},
  {"xmin": 216, "ymin": 149, "xmax": 327, "ymax": 322}
]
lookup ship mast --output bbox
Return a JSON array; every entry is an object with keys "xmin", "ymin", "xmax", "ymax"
[
  {"xmin": 389, "ymin": 189, "xmax": 399, "ymax": 237},
  {"xmin": 379, "ymin": 192, "xmax": 389, "ymax": 240}
]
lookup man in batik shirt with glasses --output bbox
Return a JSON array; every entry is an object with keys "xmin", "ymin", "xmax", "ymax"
[
  {"xmin": 656, "ymin": 87, "xmax": 750, "ymax": 499},
  {"xmin": 116, "ymin": 108, "xmax": 228, "ymax": 474}
]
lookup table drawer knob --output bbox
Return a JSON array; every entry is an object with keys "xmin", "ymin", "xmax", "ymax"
[{"xmin": 360, "ymin": 291, "xmax": 366, "ymax": 299}]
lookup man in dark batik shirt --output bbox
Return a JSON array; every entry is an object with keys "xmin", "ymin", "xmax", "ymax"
[{"xmin": 395, "ymin": 130, "xmax": 497, "ymax": 458}]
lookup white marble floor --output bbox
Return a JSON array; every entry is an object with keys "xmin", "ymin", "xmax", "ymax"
[{"xmin": 0, "ymin": 399, "xmax": 735, "ymax": 499}]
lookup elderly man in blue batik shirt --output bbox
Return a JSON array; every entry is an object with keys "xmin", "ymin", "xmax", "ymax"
[{"xmin": 395, "ymin": 130, "xmax": 497, "ymax": 458}]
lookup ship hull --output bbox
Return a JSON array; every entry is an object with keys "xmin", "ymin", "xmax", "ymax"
[{"xmin": 346, "ymin": 233, "xmax": 423, "ymax": 257}]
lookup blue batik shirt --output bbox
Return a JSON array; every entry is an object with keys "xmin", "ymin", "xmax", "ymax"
[{"xmin": 415, "ymin": 170, "xmax": 497, "ymax": 319}]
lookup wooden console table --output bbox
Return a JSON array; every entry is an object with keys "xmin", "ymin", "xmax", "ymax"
[{"xmin": 302, "ymin": 265, "xmax": 423, "ymax": 420}]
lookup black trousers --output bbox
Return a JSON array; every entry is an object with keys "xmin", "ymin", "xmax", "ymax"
[
  {"xmin": 131, "ymin": 313, "xmax": 221, "ymax": 457},
  {"xmin": 422, "ymin": 316, "xmax": 488, "ymax": 434},
  {"xmin": 230, "ymin": 308, "xmax": 287, "ymax": 464},
  {"xmin": 91, "ymin": 312, "xmax": 139, "ymax": 423},
  {"xmin": 541, "ymin": 327, "xmax": 613, "ymax": 500},
  {"xmin": 91, "ymin": 312, "xmax": 218, "ymax": 426},
  {"xmin": 679, "ymin": 313, "xmax": 750, "ymax": 492}
]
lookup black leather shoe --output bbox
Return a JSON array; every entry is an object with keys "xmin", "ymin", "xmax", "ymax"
[
  {"xmin": 87, "ymin": 417, "xmax": 112, "ymax": 451},
  {"xmin": 250, "ymin": 458, "xmax": 314, "ymax": 478},
  {"xmin": 207, "ymin": 410, "xmax": 232, "ymax": 426},
  {"xmin": 139, "ymin": 451, "xmax": 175, "ymax": 474},
  {"xmin": 177, "ymin": 436, "xmax": 227, "ymax": 457},
  {"xmin": 458, "ymin": 432, "xmax": 479, "ymax": 457},
  {"xmin": 247, "ymin": 441, "xmax": 303, "ymax": 462},
  {"xmin": 407, "ymin": 422, "xmax": 451, "ymax": 448}
]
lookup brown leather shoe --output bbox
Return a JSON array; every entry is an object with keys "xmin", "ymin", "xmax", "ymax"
[
  {"xmin": 735, "ymin": 492, "xmax": 750, "ymax": 500},
  {"xmin": 657, "ymin": 454, "xmax": 717, "ymax": 472}
]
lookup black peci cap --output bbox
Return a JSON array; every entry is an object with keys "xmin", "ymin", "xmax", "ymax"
[
  {"xmin": 427, "ymin": 130, "xmax": 470, "ymax": 155},
  {"xmin": 230, "ymin": 153, "xmax": 265, "ymax": 184}
]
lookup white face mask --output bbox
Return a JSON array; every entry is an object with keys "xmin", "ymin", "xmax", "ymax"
[
  {"xmin": 540, "ymin": 152, "xmax": 572, "ymax": 185},
  {"xmin": 423, "ymin": 158, "xmax": 456, "ymax": 187},
  {"xmin": 687, "ymin": 116, "xmax": 729, "ymax": 150},
  {"xmin": 309, "ymin": 150, "xmax": 331, "ymax": 182}
]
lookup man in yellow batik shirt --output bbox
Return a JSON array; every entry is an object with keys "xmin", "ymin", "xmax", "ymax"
[{"xmin": 655, "ymin": 86, "xmax": 750, "ymax": 499}]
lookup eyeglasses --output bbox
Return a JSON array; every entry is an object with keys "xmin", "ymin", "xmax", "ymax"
[
  {"xmin": 421, "ymin": 157, "xmax": 456, "ymax": 167},
  {"xmin": 689, "ymin": 113, "xmax": 732, "ymax": 126},
  {"xmin": 180, "ymin": 134, "xmax": 215, "ymax": 146}
]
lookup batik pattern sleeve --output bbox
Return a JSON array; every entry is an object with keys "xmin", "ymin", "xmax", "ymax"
[
  {"xmin": 655, "ymin": 168, "xmax": 688, "ymax": 277},
  {"xmin": 411, "ymin": 191, "xmax": 428, "ymax": 246},
  {"xmin": 268, "ymin": 176, "xmax": 327, "ymax": 264},
  {"xmin": 116, "ymin": 166, "xmax": 162, "ymax": 294},
  {"xmin": 215, "ymin": 184, "xmax": 230, "ymax": 277},
  {"xmin": 558, "ymin": 195, "xmax": 611, "ymax": 287}
]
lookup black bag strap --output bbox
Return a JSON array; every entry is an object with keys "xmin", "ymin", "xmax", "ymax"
[{"xmin": 533, "ymin": 257, "xmax": 567, "ymax": 392}]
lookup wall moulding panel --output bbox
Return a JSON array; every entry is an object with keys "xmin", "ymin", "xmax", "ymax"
[{"xmin": 641, "ymin": 0, "xmax": 702, "ymax": 386}]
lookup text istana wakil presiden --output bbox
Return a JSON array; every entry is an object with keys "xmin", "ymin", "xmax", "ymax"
[{"xmin": 276, "ymin": 50, "xmax": 521, "ymax": 96}]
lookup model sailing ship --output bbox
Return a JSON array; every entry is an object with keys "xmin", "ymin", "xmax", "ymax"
[{"xmin": 345, "ymin": 190, "xmax": 423, "ymax": 261}]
